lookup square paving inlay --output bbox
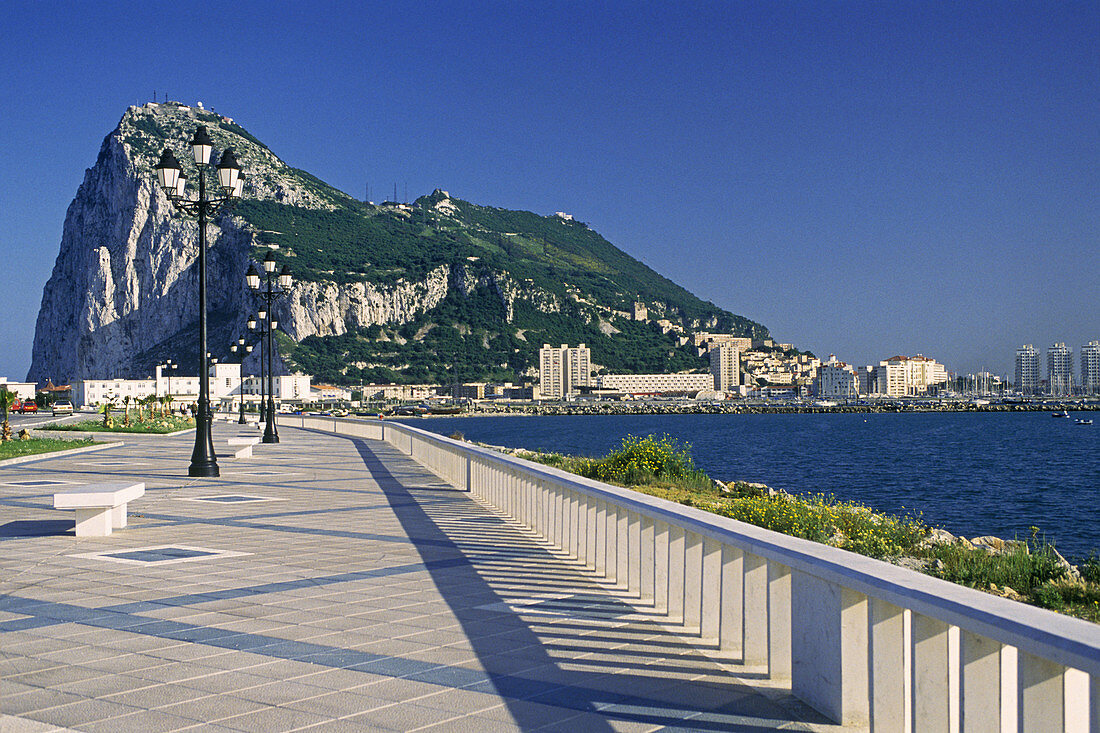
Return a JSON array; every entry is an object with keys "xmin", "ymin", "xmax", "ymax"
[
  {"xmin": 71, "ymin": 545, "xmax": 251, "ymax": 566},
  {"xmin": 2, "ymin": 479, "xmax": 71, "ymax": 487}
]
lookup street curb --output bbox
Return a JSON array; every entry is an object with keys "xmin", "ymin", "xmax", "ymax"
[{"xmin": 0, "ymin": 440, "xmax": 122, "ymax": 467}]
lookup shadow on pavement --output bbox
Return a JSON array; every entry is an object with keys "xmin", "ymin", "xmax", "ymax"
[{"xmin": 351, "ymin": 438, "xmax": 822, "ymax": 732}]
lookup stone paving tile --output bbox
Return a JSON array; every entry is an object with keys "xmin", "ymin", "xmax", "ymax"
[{"xmin": 0, "ymin": 426, "xmax": 841, "ymax": 732}]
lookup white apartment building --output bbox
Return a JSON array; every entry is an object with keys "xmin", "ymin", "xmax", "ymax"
[
  {"xmin": 1015, "ymin": 344, "xmax": 1041, "ymax": 395},
  {"xmin": 873, "ymin": 355, "xmax": 948, "ymax": 396},
  {"xmin": 815, "ymin": 357, "xmax": 858, "ymax": 397},
  {"xmin": 362, "ymin": 384, "xmax": 436, "ymax": 401},
  {"xmin": 239, "ymin": 374, "xmax": 311, "ymax": 403},
  {"xmin": 856, "ymin": 366, "xmax": 876, "ymax": 396},
  {"xmin": 1082, "ymin": 341, "xmax": 1100, "ymax": 395},
  {"xmin": 310, "ymin": 384, "xmax": 352, "ymax": 402},
  {"xmin": 74, "ymin": 364, "xmax": 310, "ymax": 409},
  {"xmin": 538, "ymin": 344, "xmax": 590, "ymax": 399},
  {"xmin": 709, "ymin": 345, "xmax": 740, "ymax": 391},
  {"xmin": 595, "ymin": 373, "xmax": 713, "ymax": 395},
  {"xmin": 74, "ymin": 378, "xmax": 160, "ymax": 407},
  {"xmin": 1047, "ymin": 342, "xmax": 1074, "ymax": 396},
  {"xmin": 0, "ymin": 378, "xmax": 36, "ymax": 400}
]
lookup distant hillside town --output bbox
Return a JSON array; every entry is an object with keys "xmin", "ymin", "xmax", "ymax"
[{"xmin": 6, "ymin": 338, "xmax": 1097, "ymax": 412}]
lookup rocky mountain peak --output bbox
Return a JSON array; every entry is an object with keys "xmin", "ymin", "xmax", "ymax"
[{"xmin": 28, "ymin": 105, "xmax": 769, "ymax": 387}]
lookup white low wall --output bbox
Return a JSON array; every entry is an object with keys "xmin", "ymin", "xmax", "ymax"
[{"xmin": 282, "ymin": 415, "xmax": 1100, "ymax": 731}]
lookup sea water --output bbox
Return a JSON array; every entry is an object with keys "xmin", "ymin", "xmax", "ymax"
[{"xmin": 405, "ymin": 411, "xmax": 1099, "ymax": 558}]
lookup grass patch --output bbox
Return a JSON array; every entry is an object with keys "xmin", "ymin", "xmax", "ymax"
[
  {"xmin": 41, "ymin": 416, "xmax": 196, "ymax": 434},
  {"xmin": 0, "ymin": 437, "xmax": 96, "ymax": 460},
  {"xmin": 516, "ymin": 434, "xmax": 1100, "ymax": 623}
]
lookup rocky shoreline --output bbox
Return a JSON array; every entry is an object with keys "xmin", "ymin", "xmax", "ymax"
[{"xmin": 475, "ymin": 440, "xmax": 1094, "ymax": 608}]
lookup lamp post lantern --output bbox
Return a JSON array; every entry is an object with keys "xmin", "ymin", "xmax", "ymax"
[
  {"xmin": 247, "ymin": 254, "xmax": 292, "ymax": 443},
  {"xmin": 154, "ymin": 126, "xmax": 243, "ymax": 477}
]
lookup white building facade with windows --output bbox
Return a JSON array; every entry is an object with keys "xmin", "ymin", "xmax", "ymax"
[
  {"xmin": 1082, "ymin": 340, "xmax": 1100, "ymax": 395},
  {"xmin": 538, "ymin": 344, "xmax": 591, "ymax": 399},
  {"xmin": 872, "ymin": 355, "xmax": 948, "ymax": 396},
  {"xmin": 709, "ymin": 344, "xmax": 740, "ymax": 392},
  {"xmin": 1047, "ymin": 342, "xmax": 1074, "ymax": 396},
  {"xmin": 1015, "ymin": 344, "xmax": 1041, "ymax": 395},
  {"xmin": 595, "ymin": 373, "xmax": 713, "ymax": 395},
  {"xmin": 73, "ymin": 364, "xmax": 310, "ymax": 409},
  {"xmin": 815, "ymin": 357, "xmax": 858, "ymax": 397}
]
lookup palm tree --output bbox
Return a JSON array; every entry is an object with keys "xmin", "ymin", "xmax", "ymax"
[
  {"xmin": 99, "ymin": 399, "xmax": 115, "ymax": 428},
  {"xmin": 122, "ymin": 395, "xmax": 132, "ymax": 426},
  {"xmin": 139, "ymin": 394, "xmax": 156, "ymax": 422},
  {"xmin": 0, "ymin": 388, "xmax": 15, "ymax": 443}
]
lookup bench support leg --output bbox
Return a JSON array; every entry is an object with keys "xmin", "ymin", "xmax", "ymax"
[
  {"xmin": 74, "ymin": 508, "xmax": 113, "ymax": 537},
  {"xmin": 112, "ymin": 504, "xmax": 128, "ymax": 529}
]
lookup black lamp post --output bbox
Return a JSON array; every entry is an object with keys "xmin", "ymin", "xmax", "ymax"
[
  {"xmin": 247, "ymin": 313, "xmax": 266, "ymax": 426},
  {"xmin": 246, "ymin": 253, "xmax": 292, "ymax": 443},
  {"xmin": 230, "ymin": 338, "xmax": 253, "ymax": 424},
  {"xmin": 155, "ymin": 126, "xmax": 244, "ymax": 477},
  {"xmin": 158, "ymin": 360, "xmax": 178, "ymax": 412}
]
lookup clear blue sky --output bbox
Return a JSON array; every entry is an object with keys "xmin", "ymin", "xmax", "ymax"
[{"xmin": 2, "ymin": 1, "xmax": 1097, "ymax": 381}]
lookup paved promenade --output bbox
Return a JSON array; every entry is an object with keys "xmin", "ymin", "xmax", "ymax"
[{"xmin": 0, "ymin": 425, "xmax": 841, "ymax": 732}]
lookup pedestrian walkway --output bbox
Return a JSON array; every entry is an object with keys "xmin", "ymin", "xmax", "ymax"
[{"xmin": 0, "ymin": 426, "xmax": 843, "ymax": 732}]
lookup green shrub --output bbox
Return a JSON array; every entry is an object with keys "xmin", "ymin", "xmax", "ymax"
[
  {"xmin": 579, "ymin": 434, "xmax": 711, "ymax": 488},
  {"xmin": 929, "ymin": 540, "xmax": 1067, "ymax": 593},
  {"xmin": 713, "ymin": 492, "xmax": 928, "ymax": 559},
  {"xmin": 1079, "ymin": 552, "xmax": 1100, "ymax": 584}
]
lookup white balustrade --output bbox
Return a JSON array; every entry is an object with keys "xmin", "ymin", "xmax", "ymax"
[{"xmin": 290, "ymin": 416, "xmax": 1099, "ymax": 732}]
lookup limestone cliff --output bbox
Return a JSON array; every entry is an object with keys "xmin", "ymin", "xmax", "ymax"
[{"xmin": 28, "ymin": 103, "xmax": 769, "ymax": 385}]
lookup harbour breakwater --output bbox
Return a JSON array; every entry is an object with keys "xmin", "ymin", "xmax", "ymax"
[{"xmin": 450, "ymin": 400, "xmax": 1099, "ymax": 418}]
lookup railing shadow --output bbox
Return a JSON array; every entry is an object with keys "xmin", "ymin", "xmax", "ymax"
[{"xmin": 352, "ymin": 438, "xmax": 828, "ymax": 732}]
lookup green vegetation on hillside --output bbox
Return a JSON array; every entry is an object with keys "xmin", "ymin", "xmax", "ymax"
[
  {"xmin": 120, "ymin": 104, "xmax": 772, "ymax": 385},
  {"xmin": 238, "ymin": 192, "xmax": 765, "ymax": 383}
]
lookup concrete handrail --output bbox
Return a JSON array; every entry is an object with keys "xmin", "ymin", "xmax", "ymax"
[{"xmin": 286, "ymin": 414, "xmax": 1099, "ymax": 730}]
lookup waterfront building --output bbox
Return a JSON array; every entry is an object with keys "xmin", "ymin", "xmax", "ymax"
[
  {"xmin": 76, "ymin": 377, "xmax": 161, "ymax": 407},
  {"xmin": 856, "ymin": 366, "xmax": 876, "ymax": 396},
  {"xmin": 360, "ymin": 383, "xmax": 436, "ymax": 401},
  {"xmin": 872, "ymin": 355, "xmax": 948, "ymax": 396},
  {"xmin": 309, "ymin": 383, "xmax": 352, "ymax": 403},
  {"xmin": 594, "ymin": 372, "xmax": 713, "ymax": 395},
  {"xmin": 1014, "ymin": 344, "xmax": 1041, "ymax": 395},
  {"xmin": 538, "ymin": 344, "xmax": 591, "ymax": 399},
  {"xmin": 1081, "ymin": 340, "xmax": 1100, "ymax": 395},
  {"xmin": 1046, "ymin": 342, "xmax": 1074, "ymax": 396},
  {"xmin": 815, "ymin": 356, "xmax": 858, "ymax": 397},
  {"xmin": 74, "ymin": 366, "xmax": 310, "ymax": 410},
  {"xmin": 709, "ymin": 344, "xmax": 740, "ymax": 391}
]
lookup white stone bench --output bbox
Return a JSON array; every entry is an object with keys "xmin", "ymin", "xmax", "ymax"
[
  {"xmin": 227, "ymin": 436, "xmax": 261, "ymax": 458},
  {"xmin": 54, "ymin": 483, "xmax": 145, "ymax": 537}
]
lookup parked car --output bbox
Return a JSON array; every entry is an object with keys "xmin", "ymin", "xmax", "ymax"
[
  {"xmin": 52, "ymin": 401, "xmax": 74, "ymax": 416},
  {"xmin": 16, "ymin": 400, "xmax": 38, "ymax": 414}
]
